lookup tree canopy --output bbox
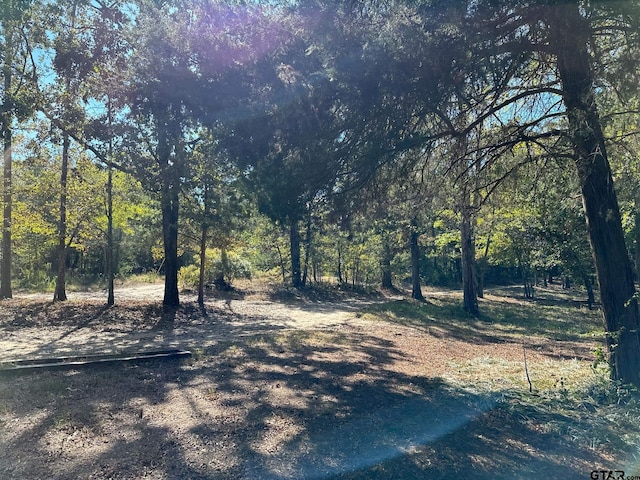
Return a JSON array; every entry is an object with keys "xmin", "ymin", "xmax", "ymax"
[{"xmin": 3, "ymin": 0, "xmax": 640, "ymax": 385}]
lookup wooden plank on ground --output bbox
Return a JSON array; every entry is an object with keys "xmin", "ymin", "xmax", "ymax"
[{"xmin": 0, "ymin": 349, "xmax": 192, "ymax": 373}]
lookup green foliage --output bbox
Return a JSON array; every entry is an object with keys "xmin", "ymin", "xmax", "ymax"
[
  {"xmin": 362, "ymin": 287, "xmax": 603, "ymax": 342},
  {"xmin": 179, "ymin": 248, "xmax": 252, "ymax": 290},
  {"xmin": 579, "ymin": 364, "xmax": 629, "ymax": 406},
  {"xmin": 177, "ymin": 264, "xmax": 200, "ymax": 290},
  {"xmin": 10, "ymin": 121, "xmax": 161, "ymax": 289},
  {"xmin": 240, "ymin": 214, "xmax": 289, "ymax": 280},
  {"xmin": 593, "ymin": 345, "xmax": 608, "ymax": 369},
  {"xmin": 0, "ymin": 0, "xmax": 637, "ymax": 321}
]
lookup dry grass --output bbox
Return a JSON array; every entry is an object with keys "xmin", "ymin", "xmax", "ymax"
[{"xmin": 1, "ymin": 284, "xmax": 639, "ymax": 479}]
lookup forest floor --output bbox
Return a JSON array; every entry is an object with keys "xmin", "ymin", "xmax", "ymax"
[{"xmin": 0, "ymin": 280, "xmax": 639, "ymax": 479}]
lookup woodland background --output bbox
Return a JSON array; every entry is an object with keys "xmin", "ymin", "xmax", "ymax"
[{"xmin": 3, "ymin": 0, "xmax": 640, "ymax": 384}]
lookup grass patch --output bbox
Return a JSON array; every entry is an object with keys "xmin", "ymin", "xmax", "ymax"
[
  {"xmin": 3, "ymin": 283, "xmax": 637, "ymax": 478},
  {"xmin": 241, "ymin": 330, "xmax": 350, "ymax": 351},
  {"xmin": 496, "ymin": 367, "xmax": 640, "ymax": 455},
  {"xmin": 360, "ymin": 288, "xmax": 640, "ymax": 460},
  {"xmin": 360, "ymin": 288, "xmax": 604, "ymax": 343},
  {"xmin": 479, "ymin": 295, "xmax": 603, "ymax": 340},
  {"xmin": 272, "ymin": 330, "xmax": 350, "ymax": 349}
]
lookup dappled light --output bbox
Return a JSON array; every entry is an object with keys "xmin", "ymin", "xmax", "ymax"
[
  {"xmin": 3, "ymin": 0, "xmax": 640, "ymax": 477},
  {"xmin": 1, "ymin": 285, "xmax": 638, "ymax": 479}
]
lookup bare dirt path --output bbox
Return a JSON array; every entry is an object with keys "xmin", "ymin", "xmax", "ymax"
[
  {"xmin": 0, "ymin": 283, "xmax": 386, "ymax": 363},
  {"xmin": 0, "ymin": 283, "xmax": 635, "ymax": 480}
]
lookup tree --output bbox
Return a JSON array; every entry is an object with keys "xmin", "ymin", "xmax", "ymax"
[
  {"xmin": 0, "ymin": 0, "xmax": 37, "ymax": 299},
  {"xmin": 122, "ymin": 1, "xmax": 275, "ymax": 305},
  {"xmin": 225, "ymin": 40, "xmax": 344, "ymax": 289},
  {"xmin": 84, "ymin": 5, "xmax": 129, "ymax": 305},
  {"xmin": 443, "ymin": 0, "xmax": 640, "ymax": 383},
  {"xmin": 49, "ymin": 0, "xmax": 82, "ymax": 302},
  {"xmin": 121, "ymin": 2, "xmax": 204, "ymax": 306},
  {"xmin": 38, "ymin": 0, "xmax": 126, "ymax": 301},
  {"xmin": 342, "ymin": 0, "xmax": 640, "ymax": 385},
  {"xmin": 13, "ymin": 127, "xmax": 106, "ymax": 289},
  {"xmin": 181, "ymin": 134, "xmax": 249, "ymax": 303},
  {"xmin": 544, "ymin": 1, "xmax": 640, "ymax": 385}
]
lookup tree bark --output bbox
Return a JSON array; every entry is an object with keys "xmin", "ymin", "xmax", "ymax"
[
  {"xmin": 301, "ymin": 212, "xmax": 312, "ymax": 287},
  {"xmin": 381, "ymin": 238, "xmax": 393, "ymax": 289},
  {"xmin": 106, "ymin": 164, "xmax": 114, "ymax": 305},
  {"xmin": 219, "ymin": 245, "xmax": 230, "ymax": 288},
  {"xmin": 461, "ymin": 190, "xmax": 479, "ymax": 315},
  {"xmin": 410, "ymin": 216, "xmax": 424, "ymax": 301},
  {"xmin": 477, "ymin": 233, "xmax": 491, "ymax": 299},
  {"xmin": 157, "ymin": 115, "xmax": 180, "ymax": 307},
  {"xmin": 1, "ymin": 29, "xmax": 13, "ymax": 299},
  {"xmin": 551, "ymin": 2, "xmax": 640, "ymax": 386},
  {"xmin": 53, "ymin": 133, "xmax": 70, "ymax": 302},
  {"xmin": 635, "ymin": 196, "xmax": 640, "ymax": 281},
  {"xmin": 275, "ymin": 243, "xmax": 286, "ymax": 284},
  {"xmin": 1, "ymin": 92, "xmax": 12, "ymax": 298},
  {"xmin": 161, "ymin": 181, "xmax": 180, "ymax": 306},
  {"xmin": 290, "ymin": 219, "xmax": 302, "ymax": 288},
  {"xmin": 583, "ymin": 274, "xmax": 595, "ymax": 310},
  {"xmin": 106, "ymin": 97, "xmax": 115, "ymax": 306},
  {"xmin": 198, "ymin": 224, "xmax": 208, "ymax": 305}
]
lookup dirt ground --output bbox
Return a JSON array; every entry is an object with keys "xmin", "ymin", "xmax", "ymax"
[{"xmin": 0, "ymin": 282, "xmax": 635, "ymax": 479}]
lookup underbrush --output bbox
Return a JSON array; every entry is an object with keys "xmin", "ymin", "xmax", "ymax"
[
  {"xmin": 360, "ymin": 288, "xmax": 640, "ymax": 461},
  {"xmin": 496, "ymin": 366, "xmax": 640, "ymax": 456},
  {"xmin": 360, "ymin": 288, "xmax": 604, "ymax": 342}
]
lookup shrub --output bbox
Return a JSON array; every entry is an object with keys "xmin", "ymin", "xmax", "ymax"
[{"xmin": 178, "ymin": 249, "xmax": 252, "ymax": 290}]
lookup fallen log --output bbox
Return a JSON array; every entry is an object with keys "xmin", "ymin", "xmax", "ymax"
[{"xmin": 0, "ymin": 349, "xmax": 192, "ymax": 373}]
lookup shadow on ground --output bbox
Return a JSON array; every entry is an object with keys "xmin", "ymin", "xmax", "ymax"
[
  {"xmin": 361, "ymin": 288, "xmax": 603, "ymax": 361},
  {"xmin": 0, "ymin": 325, "xmax": 618, "ymax": 480}
]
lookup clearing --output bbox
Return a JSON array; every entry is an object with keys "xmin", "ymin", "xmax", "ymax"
[{"xmin": 0, "ymin": 281, "xmax": 638, "ymax": 479}]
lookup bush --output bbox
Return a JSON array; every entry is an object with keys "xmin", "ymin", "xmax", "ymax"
[
  {"xmin": 211, "ymin": 250, "xmax": 252, "ymax": 283},
  {"xmin": 178, "ymin": 249, "xmax": 252, "ymax": 290},
  {"xmin": 178, "ymin": 264, "xmax": 201, "ymax": 290}
]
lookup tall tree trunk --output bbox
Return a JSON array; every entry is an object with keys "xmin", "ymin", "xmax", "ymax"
[
  {"xmin": 312, "ymin": 259, "xmax": 318, "ymax": 284},
  {"xmin": 157, "ymin": 113, "xmax": 180, "ymax": 307},
  {"xmin": 583, "ymin": 274, "xmax": 595, "ymax": 310},
  {"xmin": 198, "ymin": 224, "xmax": 208, "ymax": 305},
  {"xmin": 106, "ymin": 97, "xmax": 114, "ymax": 306},
  {"xmin": 290, "ymin": 219, "xmax": 302, "ymax": 289},
  {"xmin": 381, "ymin": 237, "xmax": 393, "ymax": 289},
  {"xmin": 634, "ymin": 196, "xmax": 640, "ymax": 281},
  {"xmin": 352, "ymin": 257, "xmax": 359, "ymax": 287},
  {"xmin": 477, "ymin": 233, "xmax": 491, "ymax": 299},
  {"xmin": 1, "ymin": 30, "xmax": 13, "ymax": 299},
  {"xmin": 551, "ymin": 3, "xmax": 640, "ymax": 386},
  {"xmin": 275, "ymin": 243, "xmax": 286, "ymax": 284},
  {"xmin": 220, "ymin": 245, "xmax": 230, "ymax": 286},
  {"xmin": 53, "ymin": 133, "xmax": 70, "ymax": 302},
  {"xmin": 410, "ymin": 216, "xmax": 424, "ymax": 301},
  {"xmin": 106, "ymin": 164, "xmax": 114, "ymax": 305},
  {"xmin": 460, "ymin": 189, "xmax": 478, "ymax": 315},
  {"xmin": 161, "ymin": 182, "xmax": 180, "ymax": 306},
  {"xmin": 301, "ymin": 211, "xmax": 312, "ymax": 287}
]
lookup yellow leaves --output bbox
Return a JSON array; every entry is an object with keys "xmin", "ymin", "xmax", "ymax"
[
  {"xmin": 151, "ymin": 242, "xmax": 164, "ymax": 264},
  {"xmin": 12, "ymin": 151, "xmax": 158, "ymax": 262},
  {"xmin": 13, "ymin": 200, "xmax": 56, "ymax": 238}
]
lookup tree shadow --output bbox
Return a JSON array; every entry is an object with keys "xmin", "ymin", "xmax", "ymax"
[
  {"xmin": 0, "ymin": 327, "xmax": 621, "ymax": 480},
  {"xmin": 0, "ymin": 300, "xmax": 293, "ymax": 362},
  {"xmin": 362, "ymin": 293, "xmax": 602, "ymax": 361},
  {"xmin": 265, "ymin": 283, "xmax": 384, "ymax": 307}
]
